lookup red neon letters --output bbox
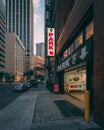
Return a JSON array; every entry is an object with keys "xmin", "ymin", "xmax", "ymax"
[{"xmin": 47, "ymin": 28, "xmax": 55, "ymax": 56}]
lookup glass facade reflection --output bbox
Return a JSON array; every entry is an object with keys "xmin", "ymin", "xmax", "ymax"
[
  {"xmin": 6, "ymin": 0, "xmax": 34, "ymax": 71},
  {"xmin": 0, "ymin": 0, "xmax": 6, "ymax": 71}
]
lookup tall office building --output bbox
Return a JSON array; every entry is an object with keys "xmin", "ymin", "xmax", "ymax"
[
  {"xmin": 6, "ymin": 0, "xmax": 34, "ymax": 71},
  {"xmin": 5, "ymin": 32, "xmax": 25, "ymax": 81},
  {"xmin": 0, "ymin": 0, "xmax": 6, "ymax": 72},
  {"xmin": 36, "ymin": 42, "xmax": 44, "ymax": 60}
]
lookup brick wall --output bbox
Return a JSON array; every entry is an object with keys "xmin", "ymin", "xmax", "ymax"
[
  {"xmin": 93, "ymin": 0, "xmax": 104, "ymax": 126},
  {"xmin": 56, "ymin": 0, "xmax": 92, "ymax": 54},
  {"xmin": 56, "ymin": 0, "xmax": 104, "ymax": 126}
]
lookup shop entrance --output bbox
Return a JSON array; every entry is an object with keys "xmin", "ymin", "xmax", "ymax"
[{"xmin": 64, "ymin": 68, "xmax": 86, "ymax": 102}]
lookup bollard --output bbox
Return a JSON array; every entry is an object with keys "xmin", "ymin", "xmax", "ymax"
[{"xmin": 84, "ymin": 90, "xmax": 90, "ymax": 122}]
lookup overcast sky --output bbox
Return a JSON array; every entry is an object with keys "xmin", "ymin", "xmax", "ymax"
[
  {"xmin": 33, "ymin": 0, "xmax": 45, "ymax": 54},
  {"xmin": 2, "ymin": 0, "xmax": 5, "ymax": 6}
]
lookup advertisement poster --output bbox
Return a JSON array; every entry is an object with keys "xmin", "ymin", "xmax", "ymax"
[
  {"xmin": 69, "ymin": 74, "xmax": 81, "ymax": 87},
  {"xmin": 64, "ymin": 71, "xmax": 86, "ymax": 91},
  {"xmin": 54, "ymin": 83, "xmax": 59, "ymax": 93}
]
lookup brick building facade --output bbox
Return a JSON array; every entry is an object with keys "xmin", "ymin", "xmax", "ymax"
[{"xmin": 48, "ymin": 0, "xmax": 104, "ymax": 126}]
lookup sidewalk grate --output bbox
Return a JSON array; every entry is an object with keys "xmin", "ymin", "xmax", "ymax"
[{"xmin": 54, "ymin": 100, "xmax": 84, "ymax": 117}]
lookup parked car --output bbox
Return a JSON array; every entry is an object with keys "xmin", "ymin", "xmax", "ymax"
[
  {"xmin": 13, "ymin": 83, "xmax": 28, "ymax": 92},
  {"xmin": 26, "ymin": 81, "xmax": 32, "ymax": 88},
  {"xmin": 30, "ymin": 80, "xmax": 37, "ymax": 87}
]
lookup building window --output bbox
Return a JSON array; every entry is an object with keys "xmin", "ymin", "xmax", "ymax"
[
  {"xmin": 85, "ymin": 21, "xmax": 94, "ymax": 40},
  {"xmin": 63, "ymin": 49, "xmax": 68, "ymax": 58},
  {"xmin": 46, "ymin": 11, "xmax": 49, "ymax": 19},
  {"xmin": 74, "ymin": 32, "xmax": 83, "ymax": 49},
  {"xmin": 68, "ymin": 47, "xmax": 71, "ymax": 55},
  {"xmin": 70, "ymin": 43, "xmax": 74, "ymax": 53}
]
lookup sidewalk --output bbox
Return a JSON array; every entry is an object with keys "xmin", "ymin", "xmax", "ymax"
[
  {"xmin": 0, "ymin": 91, "xmax": 37, "ymax": 130},
  {"xmin": 0, "ymin": 86, "xmax": 103, "ymax": 130},
  {"xmin": 31, "ymin": 88, "xmax": 103, "ymax": 130}
]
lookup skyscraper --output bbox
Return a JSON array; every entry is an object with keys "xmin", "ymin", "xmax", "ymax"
[
  {"xmin": 0, "ymin": 0, "xmax": 6, "ymax": 72},
  {"xmin": 6, "ymin": 0, "xmax": 34, "ymax": 71},
  {"xmin": 36, "ymin": 42, "xmax": 44, "ymax": 60}
]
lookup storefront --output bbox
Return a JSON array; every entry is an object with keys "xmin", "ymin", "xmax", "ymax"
[
  {"xmin": 57, "ymin": 37, "xmax": 94, "ymax": 110},
  {"xmin": 64, "ymin": 67, "xmax": 86, "ymax": 93}
]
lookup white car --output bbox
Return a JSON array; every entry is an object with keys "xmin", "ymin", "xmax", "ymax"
[{"xmin": 13, "ymin": 83, "xmax": 28, "ymax": 92}]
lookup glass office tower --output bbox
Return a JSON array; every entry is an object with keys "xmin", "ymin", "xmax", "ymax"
[
  {"xmin": 0, "ymin": 0, "xmax": 6, "ymax": 72},
  {"xmin": 6, "ymin": 0, "xmax": 34, "ymax": 71}
]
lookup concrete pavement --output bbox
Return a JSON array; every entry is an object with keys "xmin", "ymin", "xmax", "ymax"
[
  {"xmin": 0, "ymin": 86, "xmax": 103, "ymax": 130},
  {"xmin": 31, "ymin": 88, "xmax": 103, "ymax": 130},
  {"xmin": 0, "ymin": 91, "xmax": 37, "ymax": 130}
]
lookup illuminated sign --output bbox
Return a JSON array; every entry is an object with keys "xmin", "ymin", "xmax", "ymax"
[
  {"xmin": 47, "ymin": 28, "xmax": 55, "ymax": 56},
  {"xmin": 57, "ymin": 39, "xmax": 92, "ymax": 72},
  {"xmin": 63, "ymin": 50, "xmax": 68, "ymax": 57}
]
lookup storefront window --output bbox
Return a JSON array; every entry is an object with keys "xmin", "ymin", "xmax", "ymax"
[
  {"xmin": 74, "ymin": 32, "xmax": 83, "ymax": 49},
  {"xmin": 64, "ymin": 68, "xmax": 86, "ymax": 93},
  {"xmin": 85, "ymin": 21, "xmax": 94, "ymax": 40}
]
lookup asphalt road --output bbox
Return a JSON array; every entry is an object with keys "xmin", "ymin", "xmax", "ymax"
[{"xmin": 0, "ymin": 83, "xmax": 24, "ymax": 109}]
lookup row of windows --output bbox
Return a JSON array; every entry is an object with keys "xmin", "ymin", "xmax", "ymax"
[
  {"xmin": 0, "ymin": 18, "xmax": 6, "ymax": 28},
  {"xmin": 15, "ymin": 43, "xmax": 25, "ymax": 72},
  {"xmin": 57, "ymin": 0, "xmax": 77, "ymax": 39},
  {"xmin": 0, "ymin": 31, "xmax": 5, "ymax": 39},
  {"xmin": 0, "ymin": 36, "xmax": 5, "ymax": 44},
  {"xmin": 0, "ymin": 12, "xmax": 6, "ymax": 23},
  {"xmin": 0, "ymin": 47, "xmax": 5, "ymax": 54},
  {"xmin": 0, "ymin": 64, "xmax": 5, "ymax": 68},
  {"xmin": 0, "ymin": 57, "xmax": 5, "ymax": 63},
  {"xmin": 0, "ymin": 37, "xmax": 5, "ymax": 49},
  {"xmin": 58, "ymin": 20, "xmax": 94, "ymax": 63},
  {"xmin": 0, "ymin": 42, "xmax": 5, "ymax": 49},
  {"xmin": 6, "ymin": 0, "xmax": 30, "ymax": 38},
  {"xmin": 0, "ymin": 25, "xmax": 5, "ymax": 34},
  {"xmin": 0, "ymin": 55, "xmax": 5, "ymax": 68},
  {"xmin": 0, "ymin": 53, "xmax": 5, "ymax": 58}
]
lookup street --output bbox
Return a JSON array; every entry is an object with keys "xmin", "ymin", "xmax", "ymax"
[
  {"xmin": 0, "ymin": 84, "xmax": 103, "ymax": 130},
  {"xmin": 0, "ymin": 83, "xmax": 26, "ymax": 109}
]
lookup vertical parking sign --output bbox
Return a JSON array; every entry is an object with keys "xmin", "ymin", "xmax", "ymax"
[{"xmin": 47, "ymin": 28, "xmax": 55, "ymax": 56}]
